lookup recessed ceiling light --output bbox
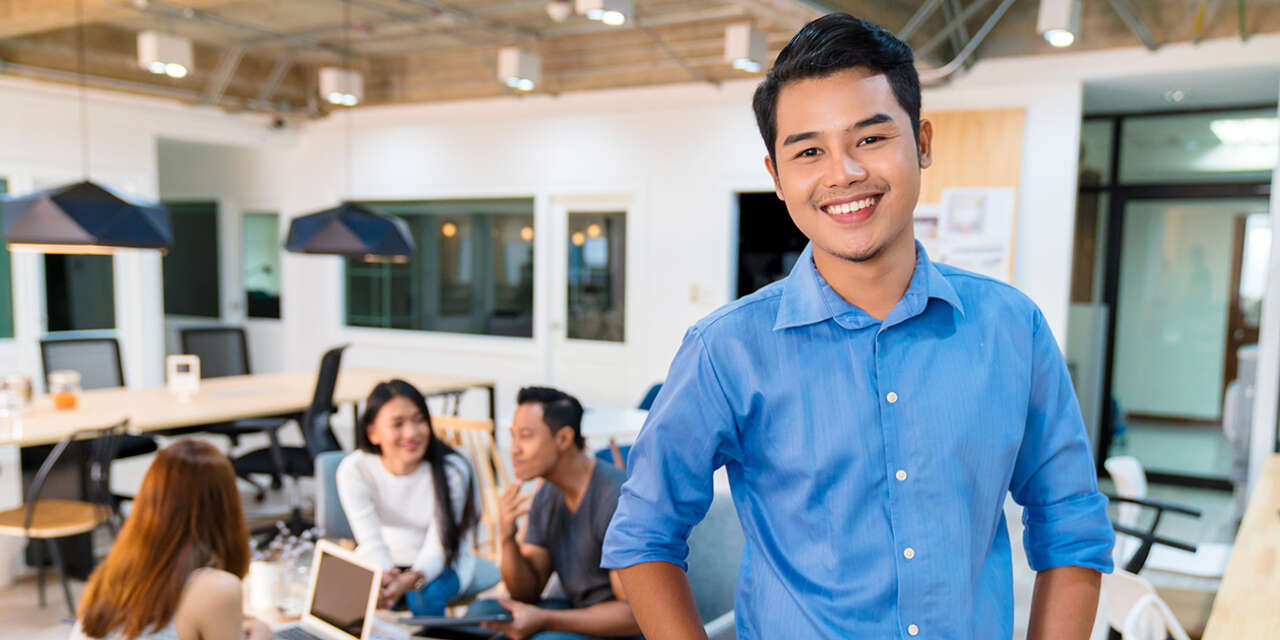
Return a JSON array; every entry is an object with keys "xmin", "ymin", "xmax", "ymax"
[{"xmin": 1163, "ymin": 89, "xmax": 1186, "ymax": 103}]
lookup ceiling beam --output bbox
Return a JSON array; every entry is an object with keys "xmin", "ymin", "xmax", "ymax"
[
  {"xmin": 117, "ymin": 0, "xmax": 359, "ymax": 58},
  {"xmin": 203, "ymin": 42, "xmax": 244, "ymax": 104},
  {"xmin": 914, "ymin": 0, "xmax": 995, "ymax": 59},
  {"xmin": 941, "ymin": 0, "xmax": 969, "ymax": 57},
  {"xmin": 255, "ymin": 52, "xmax": 295, "ymax": 106},
  {"xmin": 897, "ymin": 0, "xmax": 944, "ymax": 41},
  {"xmin": 1106, "ymin": 0, "xmax": 1158, "ymax": 50},
  {"xmin": 642, "ymin": 27, "xmax": 718, "ymax": 86}
]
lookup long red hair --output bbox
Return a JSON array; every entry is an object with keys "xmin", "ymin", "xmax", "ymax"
[{"xmin": 78, "ymin": 439, "xmax": 250, "ymax": 639}]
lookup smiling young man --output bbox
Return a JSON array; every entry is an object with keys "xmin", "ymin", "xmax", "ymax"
[
  {"xmin": 465, "ymin": 386, "xmax": 641, "ymax": 640},
  {"xmin": 601, "ymin": 13, "xmax": 1114, "ymax": 640}
]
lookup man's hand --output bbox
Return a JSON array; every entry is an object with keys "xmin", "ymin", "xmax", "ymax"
[
  {"xmin": 498, "ymin": 483, "xmax": 533, "ymax": 541},
  {"xmin": 481, "ymin": 597, "xmax": 546, "ymax": 640}
]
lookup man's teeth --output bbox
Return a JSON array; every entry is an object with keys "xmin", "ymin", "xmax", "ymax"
[{"xmin": 826, "ymin": 196, "xmax": 877, "ymax": 214}]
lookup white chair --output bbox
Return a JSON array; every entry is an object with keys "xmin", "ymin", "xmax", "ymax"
[
  {"xmin": 1099, "ymin": 570, "xmax": 1190, "ymax": 640},
  {"xmin": 1105, "ymin": 456, "xmax": 1230, "ymax": 578}
]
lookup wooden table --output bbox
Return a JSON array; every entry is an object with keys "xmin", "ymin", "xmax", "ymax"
[
  {"xmin": 1202, "ymin": 454, "xmax": 1280, "ymax": 638},
  {"xmin": 0, "ymin": 368, "xmax": 495, "ymax": 447}
]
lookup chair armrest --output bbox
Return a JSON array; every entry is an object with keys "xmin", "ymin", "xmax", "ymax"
[
  {"xmin": 704, "ymin": 610, "xmax": 736, "ymax": 640},
  {"xmin": 1104, "ymin": 493, "xmax": 1202, "ymax": 518},
  {"xmin": 1112, "ymin": 523, "xmax": 1198, "ymax": 553}
]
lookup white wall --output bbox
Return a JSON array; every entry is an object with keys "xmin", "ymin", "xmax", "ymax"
[
  {"xmin": 156, "ymin": 139, "xmax": 293, "ymax": 372},
  {"xmin": 0, "ymin": 76, "xmax": 286, "ymax": 386}
]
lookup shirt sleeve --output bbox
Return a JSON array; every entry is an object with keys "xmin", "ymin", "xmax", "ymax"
[
  {"xmin": 412, "ymin": 455, "xmax": 476, "ymax": 585},
  {"xmin": 1010, "ymin": 309, "xmax": 1116, "ymax": 574},
  {"xmin": 335, "ymin": 454, "xmax": 395, "ymax": 570},
  {"xmin": 602, "ymin": 327, "xmax": 742, "ymax": 571}
]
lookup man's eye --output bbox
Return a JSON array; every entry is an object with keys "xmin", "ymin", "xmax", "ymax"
[
  {"xmin": 796, "ymin": 147, "xmax": 820, "ymax": 158},
  {"xmin": 859, "ymin": 136, "xmax": 884, "ymax": 146}
]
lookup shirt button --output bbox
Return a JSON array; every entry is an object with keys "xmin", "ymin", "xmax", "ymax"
[
  {"xmin": 908, "ymin": 624, "xmax": 919, "ymax": 636},
  {"xmin": 886, "ymin": 391, "xmax": 898, "ymax": 403},
  {"xmin": 895, "ymin": 469, "xmax": 907, "ymax": 481},
  {"xmin": 903, "ymin": 547, "xmax": 915, "ymax": 560}
]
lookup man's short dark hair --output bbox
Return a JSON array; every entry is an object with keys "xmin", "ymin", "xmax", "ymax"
[
  {"xmin": 517, "ymin": 386, "xmax": 585, "ymax": 450},
  {"xmin": 752, "ymin": 13, "xmax": 921, "ymax": 162}
]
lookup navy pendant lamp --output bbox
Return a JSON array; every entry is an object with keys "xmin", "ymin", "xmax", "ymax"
[
  {"xmin": 284, "ymin": 0, "xmax": 412, "ymax": 264},
  {"xmin": 284, "ymin": 202, "xmax": 413, "ymax": 263},
  {"xmin": 1, "ymin": 0, "xmax": 173, "ymax": 255},
  {"xmin": 2, "ymin": 181, "xmax": 173, "ymax": 254}
]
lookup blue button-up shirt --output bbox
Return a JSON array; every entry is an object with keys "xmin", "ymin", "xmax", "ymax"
[{"xmin": 602, "ymin": 242, "xmax": 1114, "ymax": 639}]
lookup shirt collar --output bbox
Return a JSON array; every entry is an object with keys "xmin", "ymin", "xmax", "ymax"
[{"xmin": 772, "ymin": 241, "xmax": 965, "ymax": 332}]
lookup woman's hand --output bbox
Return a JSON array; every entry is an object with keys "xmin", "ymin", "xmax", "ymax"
[{"xmin": 378, "ymin": 569, "xmax": 422, "ymax": 610}]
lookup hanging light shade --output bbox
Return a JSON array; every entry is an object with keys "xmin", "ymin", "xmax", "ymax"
[
  {"xmin": 284, "ymin": 202, "xmax": 413, "ymax": 263},
  {"xmin": 1, "ymin": 180, "xmax": 173, "ymax": 253}
]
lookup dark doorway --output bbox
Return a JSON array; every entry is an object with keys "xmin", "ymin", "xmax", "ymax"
[{"xmin": 737, "ymin": 192, "xmax": 806, "ymax": 299}]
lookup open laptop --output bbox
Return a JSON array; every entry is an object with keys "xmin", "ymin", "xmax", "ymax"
[{"xmin": 275, "ymin": 540, "xmax": 382, "ymax": 640}]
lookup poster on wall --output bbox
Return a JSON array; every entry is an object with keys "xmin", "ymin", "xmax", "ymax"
[
  {"xmin": 936, "ymin": 187, "xmax": 1017, "ymax": 282},
  {"xmin": 912, "ymin": 204, "xmax": 942, "ymax": 259}
]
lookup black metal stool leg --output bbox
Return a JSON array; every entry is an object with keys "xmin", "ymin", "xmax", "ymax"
[
  {"xmin": 46, "ymin": 538, "xmax": 76, "ymax": 617},
  {"xmin": 32, "ymin": 538, "xmax": 46, "ymax": 608}
]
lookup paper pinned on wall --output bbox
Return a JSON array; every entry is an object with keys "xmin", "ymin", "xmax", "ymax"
[
  {"xmin": 913, "ymin": 204, "xmax": 942, "ymax": 259},
  {"xmin": 937, "ymin": 187, "xmax": 1017, "ymax": 282}
]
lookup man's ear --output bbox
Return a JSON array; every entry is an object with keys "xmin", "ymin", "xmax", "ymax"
[
  {"xmin": 555, "ymin": 426, "xmax": 576, "ymax": 452},
  {"xmin": 917, "ymin": 119, "xmax": 933, "ymax": 170},
  {"xmin": 765, "ymin": 154, "xmax": 785, "ymax": 201}
]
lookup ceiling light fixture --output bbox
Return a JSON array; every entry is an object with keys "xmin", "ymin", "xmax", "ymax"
[
  {"xmin": 138, "ymin": 31, "xmax": 193, "ymax": 79},
  {"xmin": 1037, "ymin": 0, "xmax": 1081, "ymax": 48},
  {"xmin": 1163, "ymin": 89, "xmax": 1186, "ymax": 103},
  {"xmin": 576, "ymin": 0, "xmax": 632, "ymax": 26},
  {"xmin": 546, "ymin": 0, "xmax": 572, "ymax": 22},
  {"xmin": 724, "ymin": 23, "xmax": 767, "ymax": 73},
  {"xmin": 319, "ymin": 67, "xmax": 363, "ymax": 106},
  {"xmin": 498, "ymin": 46, "xmax": 541, "ymax": 92}
]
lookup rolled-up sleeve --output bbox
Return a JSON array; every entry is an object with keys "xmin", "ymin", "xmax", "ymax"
[
  {"xmin": 602, "ymin": 327, "xmax": 741, "ymax": 571},
  {"xmin": 1010, "ymin": 310, "xmax": 1115, "ymax": 574}
]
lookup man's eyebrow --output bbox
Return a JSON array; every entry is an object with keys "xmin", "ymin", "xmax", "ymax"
[{"xmin": 780, "ymin": 113, "xmax": 896, "ymax": 147}]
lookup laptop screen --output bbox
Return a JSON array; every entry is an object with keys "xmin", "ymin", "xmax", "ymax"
[{"xmin": 309, "ymin": 548, "xmax": 377, "ymax": 639}]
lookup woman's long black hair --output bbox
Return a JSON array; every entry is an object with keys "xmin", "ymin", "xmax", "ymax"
[{"xmin": 356, "ymin": 379, "xmax": 479, "ymax": 568}]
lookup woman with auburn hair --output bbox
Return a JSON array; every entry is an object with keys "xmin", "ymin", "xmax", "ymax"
[
  {"xmin": 337, "ymin": 379, "xmax": 480, "ymax": 615},
  {"xmin": 74, "ymin": 439, "xmax": 271, "ymax": 640}
]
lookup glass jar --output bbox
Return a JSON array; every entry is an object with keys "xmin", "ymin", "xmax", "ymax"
[{"xmin": 48, "ymin": 370, "xmax": 82, "ymax": 410}]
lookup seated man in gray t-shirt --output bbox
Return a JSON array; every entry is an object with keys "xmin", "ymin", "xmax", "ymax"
[{"xmin": 469, "ymin": 387, "xmax": 642, "ymax": 640}]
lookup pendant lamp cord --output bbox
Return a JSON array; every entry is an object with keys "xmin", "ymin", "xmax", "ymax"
[
  {"xmin": 344, "ymin": 0, "xmax": 352, "ymax": 200},
  {"xmin": 76, "ymin": 0, "xmax": 89, "ymax": 180}
]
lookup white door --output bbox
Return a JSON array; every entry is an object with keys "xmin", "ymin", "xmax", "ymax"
[{"xmin": 544, "ymin": 195, "xmax": 634, "ymax": 409}]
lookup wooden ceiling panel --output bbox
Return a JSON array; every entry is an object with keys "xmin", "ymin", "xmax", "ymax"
[{"xmin": 2, "ymin": 0, "xmax": 1277, "ymax": 116}]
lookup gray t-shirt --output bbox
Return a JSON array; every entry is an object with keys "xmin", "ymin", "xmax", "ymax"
[{"xmin": 524, "ymin": 460, "xmax": 627, "ymax": 609}]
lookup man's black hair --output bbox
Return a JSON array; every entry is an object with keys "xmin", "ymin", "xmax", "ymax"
[
  {"xmin": 752, "ymin": 13, "xmax": 921, "ymax": 161},
  {"xmin": 517, "ymin": 386, "xmax": 585, "ymax": 450}
]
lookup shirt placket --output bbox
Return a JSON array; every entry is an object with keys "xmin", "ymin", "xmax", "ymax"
[{"xmin": 875, "ymin": 327, "xmax": 923, "ymax": 638}]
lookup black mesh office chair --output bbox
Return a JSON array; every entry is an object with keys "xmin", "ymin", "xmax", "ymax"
[
  {"xmin": 35, "ymin": 338, "xmax": 158, "ymax": 471},
  {"xmin": 232, "ymin": 345, "xmax": 347, "ymax": 535},
  {"xmin": 178, "ymin": 326, "xmax": 299, "ymax": 492}
]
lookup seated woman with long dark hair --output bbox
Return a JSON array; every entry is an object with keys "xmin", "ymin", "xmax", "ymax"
[
  {"xmin": 337, "ymin": 379, "xmax": 481, "ymax": 615},
  {"xmin": 74, "ymin": 439, "xmax": 270, "ymax": 640}
]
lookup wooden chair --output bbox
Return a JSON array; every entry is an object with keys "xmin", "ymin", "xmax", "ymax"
[
  {"xmin": 0, "ymin": 422, "xmax": 125, "ymax": 616},
  {"xmin": 432, "ymin": 416, "xmax": 509, "ymax": 561}
]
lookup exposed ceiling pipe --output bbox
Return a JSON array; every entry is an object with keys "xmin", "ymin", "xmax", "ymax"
[
  {"xmin": 914, "ymin": 0, "xmax": 996, "ymax": 60},
  {"xmin": 1106, "ymin": 0, "xmax": 1158, "ymax": 50},
  {"xmin": 113, "ymin": 0, "xmax": 358, "ymax": 58},
  {"xmin": 1237, "ymin": 0, "xmax": 1248, "ymax": 40},
  {"xmin": 917, "ymin": 0, "xmax": 1016, "ymax": 84},
  {"xmin": 0, "ymin": 58, "xmax": 320, "ymax": 117},
  {"xmin": 897, "ymin": 0, "xmax": 944, "ymax": 41}
]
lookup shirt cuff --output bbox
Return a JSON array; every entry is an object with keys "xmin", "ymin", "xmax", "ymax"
[{"xmin": 1021, "ymin": 491, "xmax": 1116, "ymax": 573}]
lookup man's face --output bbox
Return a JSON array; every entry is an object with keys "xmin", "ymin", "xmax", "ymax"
[
  {"xmin": 509, "ymin": 403, "xmax": 573, "ymax": 481},
  {"xmin": 765, "ymin": 67, "xmax": 931, "ymax": 265}
]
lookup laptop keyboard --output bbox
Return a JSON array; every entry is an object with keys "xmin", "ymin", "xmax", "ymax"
[{"xmin": 276, "ymin": 627, "xmax": 328, "ymax": 640}]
